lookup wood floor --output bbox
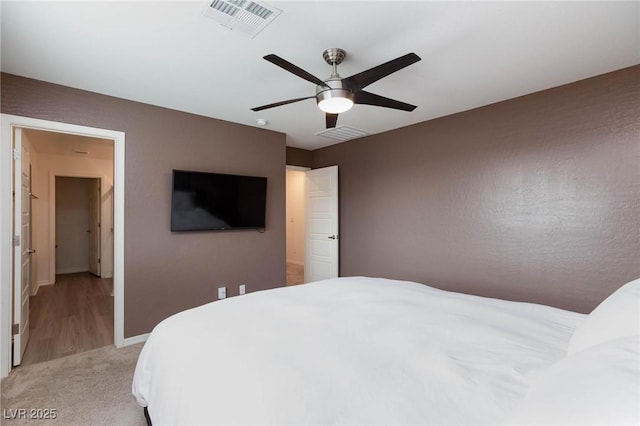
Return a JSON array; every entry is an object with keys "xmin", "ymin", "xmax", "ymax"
[
  {"xmin": 286, "ymin": 262, "xmax": 304, "ymax": 286},
  {"xmin": 20, "ymin": 272, "xmax": 114, "ymax": 367}
]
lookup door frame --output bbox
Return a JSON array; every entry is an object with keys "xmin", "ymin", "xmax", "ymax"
[
  {"xmin": 50, "ymin": 174, "xmax": 106, "ymax": 281},
  {"xmin": 1, "ymin": 114, "xmax": 126, "ymax": 378},
  {"xmin": 87, "ymin": 177, "xmax": 102, "ymax": 277}
]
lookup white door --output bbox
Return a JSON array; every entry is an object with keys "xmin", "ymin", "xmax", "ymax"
[
  {"xmin": 88, "ymin": 178, "xmax": 101, "ymax": 276},
  {"xmin": 12, "ymin": 128, "xmax": 31, "ymax": 366},
  {"xmin": 304, "ymin": 166, "xmax": 339, "ymax": 282}
]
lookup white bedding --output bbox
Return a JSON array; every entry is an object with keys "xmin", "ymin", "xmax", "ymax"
[{"xmin": 132, "ymin": 277, "xmax": 584, "ymax": 425}]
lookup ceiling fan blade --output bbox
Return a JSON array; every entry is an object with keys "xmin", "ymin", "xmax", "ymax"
[
  {"xmin": 344, "ymin": 53, "xmax": 421, "ymax": 91},
  {"xmin": 326, "ymin": 113, "xmax": 338, "ymax": 128},
  {"xmin": 354, "ymin": 90, "xmax": 417, "ymax": 111},
  {"xmin": 264, "ymin": 54, "xmax": 329, "ymax": 88},
  {"xmin": 251, "ymin": 96, "xmax": 315, "ymax": 112}
]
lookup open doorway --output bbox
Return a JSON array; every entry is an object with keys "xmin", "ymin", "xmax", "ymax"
[
  {"xmin": 1, "ymin": 115, "xmax": 125, "ymax": 378},
  {"xmin": 55, "ymin": 177, "xmax": 102, "ymax": 276},
  {"xmin": 17, "ymin": 130, "xmax": 115, "ymax": 367},
  {"xmin": 285, "ymin": 165, "xmax": 340, "ymax": 285},
  {"xmin": 285, "ymin": 166, "xmax": 308, "ymax": 285}
]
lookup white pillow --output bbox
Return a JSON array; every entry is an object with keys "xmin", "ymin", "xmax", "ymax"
[
  {"xmin": 505, "ymin": 336, "xmax": 640, "ymax": 426},
  {"xmin": 567, "ymin": 278, "xmax": 639, "ymax": 356}
]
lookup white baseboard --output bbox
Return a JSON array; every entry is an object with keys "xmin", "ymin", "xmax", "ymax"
[
  {"xmin": 56, "ymin": 266, "xmax": 89, "ymax": 275},
  {"xmin": 121, "ymin": 333, "xmax": 149, "ymax": 347},
  {"xmin": 31, "ymin": 279, "xmax": 53, "ymax": 296},
  {"xmin": 286, "ymin": 259, "xmax": 304, "ymax": 266}
]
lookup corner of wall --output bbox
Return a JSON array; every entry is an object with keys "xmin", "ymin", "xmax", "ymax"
[{"xmin": 286, "ymin": 147, "xmax": 313, "ymax": 168}]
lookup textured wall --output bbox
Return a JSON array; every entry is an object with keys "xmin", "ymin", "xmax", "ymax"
[
  {"xmin": 2, "ymin": 73, "xmax": 287, "ymax": 336},
  {"xmin": 313, "ymin": 66, "xmax": 640, "ymax": 313},
  {"xmin": 286, "ymin": 147, "xmax": 313, "ymax": 168}
]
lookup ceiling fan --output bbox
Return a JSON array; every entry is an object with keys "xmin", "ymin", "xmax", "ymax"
[{"xmin": 251, "ymin": 48, "xmax": 422, "ymax": 128}]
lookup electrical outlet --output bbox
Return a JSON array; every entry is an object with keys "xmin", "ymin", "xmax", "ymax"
[
  {"xmin": 218, "ymin": 286, "xmax": 226, "ymax": 299},
  {"xmin": 239, "ymin": 284, "xmax": 246, "ymax": 295}
]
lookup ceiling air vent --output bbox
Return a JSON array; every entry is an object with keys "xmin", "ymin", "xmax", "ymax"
[
  {"xmin": 202, "ymin": 0, "xmax": 281, "ymax": 38},
  {"xmin": 315, "ymin": 125, "xmax": 370, "ymax": 142}
]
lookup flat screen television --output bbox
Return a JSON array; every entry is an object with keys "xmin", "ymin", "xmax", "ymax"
[{"xmin": 171, "ymin": 169, "xmax": 267, "ymax": 232}]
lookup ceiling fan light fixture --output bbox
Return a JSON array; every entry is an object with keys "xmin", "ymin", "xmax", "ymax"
[{"xmin": 318, "ymin": 96, "xmax": 354, "ymax": 114}]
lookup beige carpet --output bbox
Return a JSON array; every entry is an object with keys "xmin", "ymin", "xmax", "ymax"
[{"xmin": 1, "ymin": 344, "xmax": 147, "ymax": 426}]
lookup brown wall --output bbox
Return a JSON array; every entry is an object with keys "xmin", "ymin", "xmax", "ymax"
[
  {"xmin": 286, "ymin": 146, "xmax": 313, "ymax": 168},
  {"xmin": 313, "ymin": 66, "xmax": 640, "ymax": 313},
  {"xmin": 1, "ymin": 73, "xmax": 287, "ymax": 337}
]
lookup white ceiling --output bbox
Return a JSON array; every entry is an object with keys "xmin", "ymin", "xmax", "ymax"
[{"xmin": 2, "ymin": 1, "xmax": 639, "ymax": 150}]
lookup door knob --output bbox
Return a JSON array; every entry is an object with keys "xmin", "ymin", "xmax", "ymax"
[
  {"xmin": 328, "ymin": 235, "xmax": 338, "ymax": 240},
  {"xmin": 27, "ymin": 249, "xmax": 36, "ymax": 254}
]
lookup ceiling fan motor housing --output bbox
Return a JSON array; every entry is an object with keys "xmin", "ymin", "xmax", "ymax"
[{"xmin": 316, "ymin": 78, "xmax": 354, "ymax": 103}]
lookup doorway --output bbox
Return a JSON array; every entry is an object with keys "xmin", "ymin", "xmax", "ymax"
[
  {"xmin": 1, "ymin": 114, "xmax": 125, "ymax": 378},
  {"xmin": 285, "ymin": 166, "xmax": 308, "ymax": 285},
  {"xmin": 20, "ymin": 131, "xmax": 114, "ymax": 367},
  {"xmin": 285, "ymin": 165, "xmax": 340, "ymax": 285},
  {"xmin": 55, "ymin": 177, "xmax": 101, "ymax": 276}
]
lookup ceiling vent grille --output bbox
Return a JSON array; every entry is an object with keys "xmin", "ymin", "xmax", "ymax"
[
  {"xmin": 202, "ymin": 0, "xmax": 281, "ymax": 38},
  {"xmin": 315, "ymin": 125, "xmax": 370, "ymax": 142}
]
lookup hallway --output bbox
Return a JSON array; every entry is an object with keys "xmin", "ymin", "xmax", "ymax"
[{"xmin": 20, "ymin": 273, "xmax": 113, "ymax": 367}]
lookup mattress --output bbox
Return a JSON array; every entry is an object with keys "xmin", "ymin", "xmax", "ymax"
[{"xmin": 132, "ymin": 276, "xmax": 585, "ymax": 425}]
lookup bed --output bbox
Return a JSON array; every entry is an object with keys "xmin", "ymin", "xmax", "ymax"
[{"xmin": 132, "ymin": 276, "xmax": 639, "ymax": 425}]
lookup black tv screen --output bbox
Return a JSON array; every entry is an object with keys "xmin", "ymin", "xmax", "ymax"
[{"xmin": 171, "ymin": 169, "xmax": 267, "ymax": 232}]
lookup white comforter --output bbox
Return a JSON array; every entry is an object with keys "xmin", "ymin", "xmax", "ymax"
[{"xmin": 132, "ymin": 277, "xmax": 584, "ymax": 425}]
